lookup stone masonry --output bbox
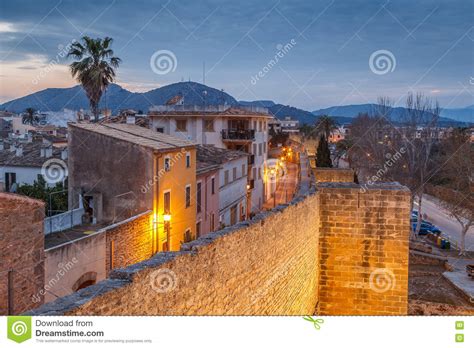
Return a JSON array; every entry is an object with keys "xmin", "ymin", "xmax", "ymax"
[
  {"xmin": 0, "ymin": 193, "xmax": 45, "ymax": 314},
  {"xmin": 318, "ymin": 182, "xmax": 410, "ymax": 315},
  {"xmin": 313, "ymin": 167, "xmax": 354, "ymax": 183},
  {"xmin": 27, "ymin": 170, "xmax": 411, "ymax": 316}
]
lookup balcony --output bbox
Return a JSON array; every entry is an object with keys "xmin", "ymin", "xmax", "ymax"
[{"xmin": 221, "ymin": 129, "xmax": 255, "ymax": 143}]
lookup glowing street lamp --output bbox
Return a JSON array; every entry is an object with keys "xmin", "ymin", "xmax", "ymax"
[{"xmin": 163, "ymin": 213, "xmax": 171, "ymax": 222}]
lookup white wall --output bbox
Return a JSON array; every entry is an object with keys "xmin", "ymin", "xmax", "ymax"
[{"xmin": 218, "ymin": 156, "xmax": 247, "ymax": 227}]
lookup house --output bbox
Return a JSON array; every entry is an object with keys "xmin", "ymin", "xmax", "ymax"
[
  {"xmin": 197, "ymin": 145, "xmax": 248, "ymax": 227},
  {"xmin": 148, "ymin": 105, "xmax": 272, "ymax": 213},
  {"xmin": 68, "ymin": 122, "xmax": 197, "ymax": 251},
  {"xmin": 196, "ymin": 155, "xmax": 220, "ymax": 237},
  {"xmin": 328, "ymin": 125, "xmax": 349, "ymax": 143},
  {"xmin": 279, "ymin": 116, "xmax": 299, "ymax": 133},
  {"xmin": 0, "ymin": 140, "xmax": 68, "ymax": 192}
]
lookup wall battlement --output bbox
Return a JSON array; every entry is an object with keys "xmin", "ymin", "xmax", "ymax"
[{"xmin": 27, "ymin": 173, "xmax": 410, "ymax": 316}]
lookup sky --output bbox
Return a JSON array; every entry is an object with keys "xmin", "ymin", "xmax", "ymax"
[{"xmin": 0, "ymin": 0, "xmax": 473, "ymax": 110}]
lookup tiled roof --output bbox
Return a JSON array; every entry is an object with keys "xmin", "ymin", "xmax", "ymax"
[
  {"xmin": 70, "ymin": 123, "xmax": 195, "ymax": 151},
  {"xmin": 0, "ymin": 141, "xmax": 64, "ymax": 168},
  {"xmin": 196, "ymin": 145, "xmax": 248, "ymax": 166}
]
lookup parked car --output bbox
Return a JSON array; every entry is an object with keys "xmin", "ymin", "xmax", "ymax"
[{"xmin": 412, "ymin": 222, "xmax": 441, "ymax": 235}]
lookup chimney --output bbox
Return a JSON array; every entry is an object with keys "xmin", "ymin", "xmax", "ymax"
[
  {"xmin": 61, "ymin": 148, "xmax": 68, "ymax": 160},
  {"xmin": 41, "ymin": 144, "xmax": 53, "ymax": 158},
  {"xmin": 126, "ymin": 115, "xmax": 136, "ymax": 125},
  {"xmin": 15, "ymin": 145, "xmax": 23, "ymax": 157}
]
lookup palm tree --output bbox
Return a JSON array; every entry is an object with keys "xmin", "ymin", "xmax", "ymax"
[
  {"xmin": 314, "ymin": 115, "xmax": 338, "ymax": 139},
  {"xmin": 22, "ymin": 107, "xmax": 38, "ymax": 125},
  {"xmin": 67, "ymin": 36, "xmax": 121, "ymax": 121}
]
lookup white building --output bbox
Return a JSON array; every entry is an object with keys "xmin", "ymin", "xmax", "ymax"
[
  {"xmin": 197, "ymin": 145, "xmax": 248, "ymax": 227},
  {"xmin": 148, "ymin": 105, "xmax": 272, "ymax": 213},
  {"xmin": 279, "ymin": 117, "xmax": 299, "ymax": 133},
  {"xmin": 0, "ymin": 140, "xmax": 67, "ymax": 192}
]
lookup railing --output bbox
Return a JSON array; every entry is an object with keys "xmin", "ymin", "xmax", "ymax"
[
  {"xmin": 44, "ymin": 208, "xmax": 84, "ymax": 235},
  {"xmin": 221, "ymin": 129, "xmax": 255, "ymax": 141}
]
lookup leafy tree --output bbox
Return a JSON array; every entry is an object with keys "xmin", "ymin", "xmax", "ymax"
[
  {"xmin": 67, "ymin": 36, "xmax": 121, "ymax": 121},
  {"xmin": 316, "ymin": 135, "xmax": 332, "ymax": 168},
  {"xmin": 16, "ymin": 176, "xmax": 68, "ymax": 215},
  {"xmin": 22, "ymin": 107, "xmax": 38, "ymax": 125},
  {"xmin": 314, "ymin": 115, "xmax": 338, "ymax": 139}
]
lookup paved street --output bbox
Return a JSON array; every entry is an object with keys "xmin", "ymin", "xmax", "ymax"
[
  {"xmin": 264, "ymin": 161, "xmax": 298, "ymax": 209},
  {"xmin": 416, "ymin": 194, "xmax": 474, "ymax": 252}
]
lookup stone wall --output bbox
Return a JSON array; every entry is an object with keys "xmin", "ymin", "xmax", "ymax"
[
  {"xmin": 313, "ymin": 168, "xmax": 355, "ymax": 183},
  {"xmin": 105, "ymin": 211, "xmax": 153, "ymax": 274},
  {"xmin": 28, "ymin": 193, "xmax": 321, "ymax": 315},
  {"xmin": 0, "ymin": 193, "xmax": 45, "ymax": 314},
  {"xmin": 317, "ymin": 182, "xmax": 410, "ymax": 315}
]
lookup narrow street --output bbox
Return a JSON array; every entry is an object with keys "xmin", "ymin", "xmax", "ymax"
[{"xmin": 264, "ymin": 160, "xmax": 298, "ymax": 209}]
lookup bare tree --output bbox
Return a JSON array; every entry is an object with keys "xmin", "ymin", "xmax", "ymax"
[
  {"xmin": 434, "ymin": 129, "xmax": 474, "ymax": 255},
  {"xmin": 393, "ymin": 92, "xmax": 440, "ymax": 238}
]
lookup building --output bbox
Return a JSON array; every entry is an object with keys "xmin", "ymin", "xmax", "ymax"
[
  {"xmin": 196, "ymin": 153, "xmax": 220, "ymax": 237},
  {"xmin": 328, "ymin": 125, "xmax": 349, "ymax": 143},
  {"xmin": 197, "ymin": 145, "xmax": 248, "ymax": 227},
  {"xmin": 68, "ymin": 122, "xmax": 197, "ymax": 251},
  {"xmin": 148, "ymin": 105, "xmax": 271, "ymax": 213},
  {"xmin": 0, "ymin": 140, "xmax": 68, "ymax": 192},
  {"xmin": 279, "ymin": 117, "xmax": 299, "ymax": 133}
]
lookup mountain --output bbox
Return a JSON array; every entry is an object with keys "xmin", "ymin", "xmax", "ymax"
[
  {"xmin": 0, "ymin": 82, "xmax": 238, "ymax": 113},
  {"xmin": 313, "ymin": 103, "xmax": 471, "ymax": 126},
  {"xmin": 238, "ymin": 100, "xmax": 276, "ymax": 107},
  {"xmin": 440, "ymin": 105, "xmax": 473, "ymax": 123}
]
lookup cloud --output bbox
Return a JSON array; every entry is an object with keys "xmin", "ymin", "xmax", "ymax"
[{"xmin": 0, "ymin": 22, "xmax": 19, "ymax": 33}]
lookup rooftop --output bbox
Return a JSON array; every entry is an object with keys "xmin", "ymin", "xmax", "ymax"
[
  {"xmin": 70, "ymin": 123, "xmax": 195, "ymax": 152},
  {"xmin": 196, "ymin": 144, "xmax": 248, "ymax": 166},
  {"xmin": 0, "ymin": 141, "xmax": 64, "ymax": 168},
  {"xmin": 148, "ymin": 105, "xmax": 271, "ymax": 118}
]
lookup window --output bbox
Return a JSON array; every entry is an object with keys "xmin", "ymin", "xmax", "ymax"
[
  {"xmin": 258, "ymin": 166, "xmax": 262, "ymax": 180},
  {"xmin": 259, "ymin": 121, "xmax": 262, "ymax": 131},
  {"xmin": 233, "ymin": 167, "xmax": 237, "ymax": 181},
  {"xmin": 211, "ymin": 213, "xmax": 215, "ymax": 232},
  {"xmin": 241, "ymin": 164, "xmax": 246, "ymax": 177},
  {"xmin": 5, "ymin": 172, "xmax": 16, "ymax": 192},
  {"xmin": 164, "ymin": 191, "xmax": 171, "ymax": 214},
  {"xmin": 196, "ymin": 221, "xmax": 201, "ymax": 238},
  {"xmin": 224, "ymin": 170, "xmax": 229, "ymax": 185},
  {"xmin": 164, "ymin": 157, "xmax": 171, "ymax": 171},
  {"xmin": 252, "ymin": 167, "xmax": 256, "ymax": 180},
  {"xmin": 186, "ymin": 152, "xmax": 191, "ymax": 168},
  {"xmin": 211, "ymin": 177, "xmax": 215, "ymax": 194},
  {"xmin": 184, "ymin": 229, "xmax": 193, "ymax": 243},
  {"xmin": 197, "ymin": 182, "xmax": 202, "ymax": 213},
  {"xmin": 258, "ymin": 143, "xmax": 262, "ymax": 156},
  {"xmin": 253, "ymin": 120, "xmax": 257, "ymax": 130},
  {"xmin": 204, "ymin": 119, "xmax": 214, "ymax": 132},
  {"xmin": 253, "ymin": 143, "xmax": 257, "ymax": 155},
  {"xmin": 263, "ymin": 142, "xmax": 266, "ymax": 154},
  {"xmin": 156, "ymin": 127, "xmax": 164, "ymax": 133},
  {"xmin": 185, "ymin": 185, "xmax": 191, "ymax": 208},
  {"xmin": 176, "ymin": 119, "xmax": 187, "ymax": 131}
]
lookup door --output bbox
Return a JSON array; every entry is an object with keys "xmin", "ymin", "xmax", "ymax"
[{"xmin": 230, "ymin": 205, "xmax": 237, "ymax": 225}]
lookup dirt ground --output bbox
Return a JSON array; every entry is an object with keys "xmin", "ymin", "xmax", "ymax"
[{"xmin": 408, "ymin": 244, "xmax": 474, "ymax": 315}]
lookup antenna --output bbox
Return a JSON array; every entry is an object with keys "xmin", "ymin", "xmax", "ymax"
[{"xmin": 203, "ymin": 61, "xmax": 206, "ymax": 85}]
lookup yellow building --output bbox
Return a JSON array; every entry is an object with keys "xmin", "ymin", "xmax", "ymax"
[{"xmin": 68, "ymin": 123, "xmax": 197, "ymax": 252}]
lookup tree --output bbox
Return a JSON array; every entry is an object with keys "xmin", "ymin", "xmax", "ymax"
[
  {"xmin": 391, "ymin": 92, "xmax": 441, "ymax": 238},
  {"xmin": 16, "ymin": 176, "xmax": 68, "ymax": 215},
  {"xmin": 316, "ymin": 135, "xmax": 332, "ymax": 167},
  {"xmin": 67, "ymin": 36, "xmax": 121, "ymax": 122},
  {"xmin": 314, "ymin": 115, "xmax": 338, "ymax": 139},
  {"xmin": 434, "ymin": 129, "xmax": 474, "ymax": 255},
  {"xmin": 22, "ymin": 107, "xmax": 38, "ymax": 125}
]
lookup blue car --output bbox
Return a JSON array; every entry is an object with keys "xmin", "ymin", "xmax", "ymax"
[{"xmin": 412, "ymin": 222, "xmax": 441, "ymax": 235}]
